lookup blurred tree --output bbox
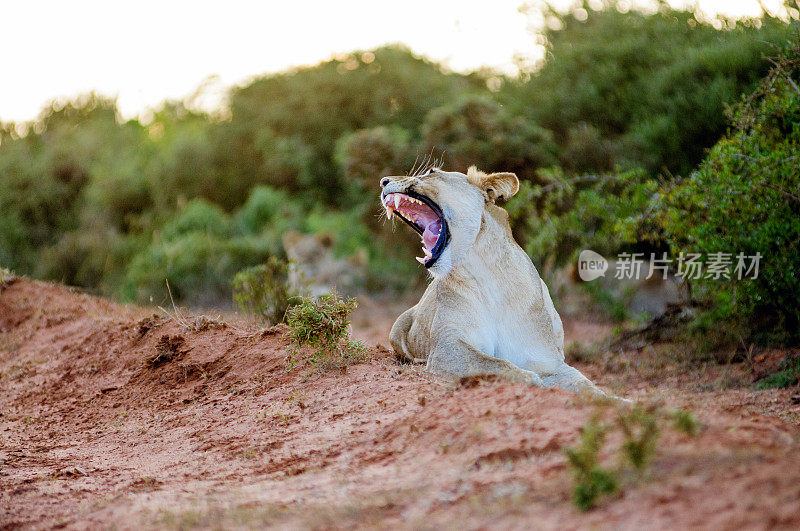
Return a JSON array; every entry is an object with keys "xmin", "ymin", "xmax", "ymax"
[
  {"xmin": 226, "ymin": 45, "xmax": 484, "ymax": 205},
  {"xmin": 335, "ymin": 126, "xmax": 416, "ymax": 188},
  {"xmin": 651, "ymin": 37, "xmax": 800, "ymax": 342},
  {"xmin": 0, "ymin": 11, "xmax": 796, "ymax": 308},
  {"xmin": 505, "ymin": 3, "xmax": 795, "ymax": 176},
  {"xmin": 421, "ymin": 95, "xmax": 557, "ymax": 180}
]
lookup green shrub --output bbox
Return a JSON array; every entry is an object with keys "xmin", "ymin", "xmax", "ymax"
[
  {"xmin": 421, "ymin": 95, "xmax": 556, "ymax": 182},
  {"xmin": 1, "ymin": 12, "xmax": 796, "ymax": 306},
  {"xmin": 565, "ymin": 415, "xmax": 618, "ymax": 511},
  {"xmin": 671, "ymin": 409, "xmax": 700, "ymax": 436},
  {"xmin": 285, "ymin": 292, "xmax": 367, "ymax": 371},
  {"xmin": 755, "ymin": 353, "xmax": 800, "ymax": 390},
  {"xmin": 565, "ymin": 404, "xmax": 695, "ymax": 511},
  {"xmin": 616, "ymin": 405, "xmax": 659, "ymax": 471},
  {"xmin": 506, "ymin": 167, "xmax": 657, "ymax": 270},
  {"xmin": 123, "ymin": 232, "xmax": 273, "ymax": 305},
  {"xmin": 334, "ymin": 126, "xmax": 416, "ymax": 189},
  {"xmin": 233, "ymin": 185, "xmax": 303, "ymax": 236},
  {"xmin": 654, "ymin": 37, "xmax": 800, "ymax": 343},
  {"xmin": 233, "ymin": 257, "xmax": 301, "ymax": 324},
  {"xmin": 160, "ymin": 199, "xmax": 231, "ymax": 240},
  {"xmin": 504, "ymin": 6, "xmax": 794, "ymax": 177}
]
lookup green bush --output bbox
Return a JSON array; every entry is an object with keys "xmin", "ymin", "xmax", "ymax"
[
  {"xmin": 565, "ymin": 404, "xmax": 692, "ymax": 511},
  {"xmin": 565, "ymin": 415, "xmax": 618, "ymax": 511},
  {"xmin": 285, "ymin": 292, "xmax": 367, "ymax": 371},
  {"xmin": 334, "ymin": 126, "xmax": 416, "ymax": 188},
  {"xmin": 755, "ymin": 353, "xmax": 800, "ymax": 390},
  {"xmin": 655, "ymin": 38, "xmax": 800, "ymax": 342},
  {"xmin": 506, "ymin": 167, "xmax": 657, "ymax": 270},
  {"xmin": 422, "ymin": 96, "xmax": 556, "ymax": 181},
  {"xmin": 0, "ymin": 9, "xmax": 796, "ymax": 308},
  {"xmin": 671, "ymin": 409, "xmax": 700, "ymax": 436},
  {"xmin": 160, "ymin": 199, "xmax": 232, "ymax": 240},
  {"xmin": 232, "ymin": 185, "xmax": 304, "ymax": 243},
  {"xmin": 504, "ymin": 5, "xmax": 794, "ymax": 177},
  {"xmin": 233, "ymin": 257, "xmax": 301, "ymax": 324}
]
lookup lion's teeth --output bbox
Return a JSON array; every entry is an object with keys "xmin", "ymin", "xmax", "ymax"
[
  {"xmin": 422, "ymin": 247, "xmax": 432, "ymax": 257},
  {"xmin": 386, "ymin": 207, "xmax": 393, "ymax": 220},
  {"xmin": 416, "ymin": 256, "xmax": 426, "ymax": 264},
  {"xmin": 394, "ymin": 195, "xmax": 401, "ymax": 209}
]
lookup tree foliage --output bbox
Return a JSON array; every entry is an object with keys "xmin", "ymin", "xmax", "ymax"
[
  {"xmin": 655, "ymin": 38, "xmax": 800, "ymax": 342},
  {"xmin": 503, "ymin": 5, "xmax": 792, "ymax": 177},
  {"xmin": 0, "ymin": 5, "xmax": 796, "ymax": 329}
]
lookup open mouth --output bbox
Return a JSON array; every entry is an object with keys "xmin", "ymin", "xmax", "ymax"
[{"xmin": 382, "ymin": 190, "xmax": 450, "ymax": 268}]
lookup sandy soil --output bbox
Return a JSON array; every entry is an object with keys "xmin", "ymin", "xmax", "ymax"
[{"xmin": 1, "ymin": 278, "xmax": 800, "ymax": 529}]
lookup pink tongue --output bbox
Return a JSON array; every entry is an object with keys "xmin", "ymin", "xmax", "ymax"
[{"xmin": 422, "ymin": 219, "xmax": 441, "ymax": 251}]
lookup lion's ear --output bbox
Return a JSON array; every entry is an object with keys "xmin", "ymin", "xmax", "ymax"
[{"xmin": 467, "ymin": 166, "xmax": 519, "ymax": 203}]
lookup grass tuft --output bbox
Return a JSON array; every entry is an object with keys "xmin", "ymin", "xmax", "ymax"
[
  {"xmin": 565, "ymin": 415, "xmax": 618, "ymax": 511},
  {"xmin": 146, "ymin": 335, "xmax": 190, "ymax": 366},
  {"xmin": 756, "ymin": 353, "xmax": 800, "ymax": 390},
  {"xmin": 565, "ymin": 403, "xmax": 698, "ymax": 511},
  {"xmin": 286, "ymin": 292, "xmax": 368, "ymax": 372},
  {"xmin": 616, "ymin": 405, "xmax": 659, "ymax": 471},
  {"xmin": 671, "ymin": 408, "xmax": 700, "ymax": 436}
]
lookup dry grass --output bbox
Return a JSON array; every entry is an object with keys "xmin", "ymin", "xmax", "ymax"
[
  {"xmin": 0, "ymin": 266, "xmax": 17, "ymax": 291},
  {"xmin": 145, "ymin": 335, "xmax": 190, "ymax": 367}
]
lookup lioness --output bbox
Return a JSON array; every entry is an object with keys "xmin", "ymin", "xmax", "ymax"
[{"xmin": 380, "ymin": 166, "xmax": 606, "ymax": 397}]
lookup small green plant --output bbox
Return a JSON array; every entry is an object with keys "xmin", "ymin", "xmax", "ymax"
[
  {"xmin": 565, "ymin": 404, "xmax": 697, "ymax": 511},
  {"xmin": 565, "ymin": 415, "xmax": 618, "ymax": 511},
  {"xmin": 233, "ymin": 257, "xmax": 302, "ymax": 324},
  {"xmin": 671, "ymin": 408, "xmax": 700, "ymax": 436},
  {"xmin": 616, "ymin": 405, "xmax": 659, "ymax": 471},
  {"xmin": 756, "ymin": 353, "xmax": 800, "ymax": 390},
  {"xmin": 285, "ymin": 292, "xmax": 367, "ymax": 371}
]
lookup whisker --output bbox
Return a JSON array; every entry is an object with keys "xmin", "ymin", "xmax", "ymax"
[{"xmin": 409, "ymin": 154, "xmax": 421, "ymax": 177}]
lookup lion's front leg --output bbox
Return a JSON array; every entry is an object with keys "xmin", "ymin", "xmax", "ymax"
[
  {"xmin": 540, "ymin": 364, "xmax": 607, "ymax": 398},
  {"xmin": 389, "ymin": 306, "xmax": 424, "ymax": 363},
  {"xmin": 427, "ymin": 338, "xmax": 545, "ymax": 387}
]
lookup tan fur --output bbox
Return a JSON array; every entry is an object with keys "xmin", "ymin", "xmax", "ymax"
[
  {"xmin": 467, "ymin": 166, "xmax": 520, "ymax": 203},
  {"xmin": 381, "ymin": 167, "xmax": 609, "ymax": 397}
]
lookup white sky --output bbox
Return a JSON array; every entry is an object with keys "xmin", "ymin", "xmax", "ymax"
[{"xmin": 0, "ymin": 0, "xmax": 790, "ymax": 123}]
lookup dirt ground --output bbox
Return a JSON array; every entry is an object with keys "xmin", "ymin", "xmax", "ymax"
[{"xmin": 2, "ymin": 278, "xmax": 800, "ymax": 530}]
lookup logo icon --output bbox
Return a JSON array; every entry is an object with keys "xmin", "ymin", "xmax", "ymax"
[{"xmin": 578, "ymin": 250, "xmax": 608, "ymax": 281}]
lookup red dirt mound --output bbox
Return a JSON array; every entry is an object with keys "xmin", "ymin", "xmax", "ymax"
[{"xmin": 1, "ymin": 278, "xmax": 799, "ymax": 529}]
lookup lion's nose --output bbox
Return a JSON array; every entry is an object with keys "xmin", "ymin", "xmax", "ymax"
[{"xmin": 380, "ymin": 177, "xmax": 391, "ymax": 188}]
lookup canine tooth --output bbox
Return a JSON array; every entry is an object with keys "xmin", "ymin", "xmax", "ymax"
[
  {"xmin": 394, "ymin": 195, "xmax": 401, "ymax": 209},
  {"xmin": 423, "ymin": 247, "xmax": 432, "ymax": 257},
  {"xmin": 386, "ymin": 207, "xmax": 393, "ymax": 220},
  {"xmin": 416, "ymin": 256, "xmax": 426, "ymax": 264}
]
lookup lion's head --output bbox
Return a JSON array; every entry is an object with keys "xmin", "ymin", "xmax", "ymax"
[{"xmin": 379, "ymin": 166, "xmax": 519, "ymax": 277}]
